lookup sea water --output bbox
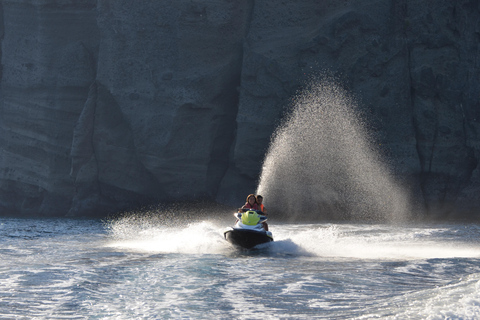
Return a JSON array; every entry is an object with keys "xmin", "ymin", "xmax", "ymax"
[{"xmin": 1, "ymin": 217, "xmax": 480, "ymax": 319}]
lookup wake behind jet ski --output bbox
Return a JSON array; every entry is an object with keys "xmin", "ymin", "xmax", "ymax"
[{"xmin": 224, "ymin": 209, "xmax": 273, "ymax": 249}]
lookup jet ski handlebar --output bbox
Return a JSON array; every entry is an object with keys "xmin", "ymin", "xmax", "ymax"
[{"xmin": 238, "ymin": 208, "xmax": 266, "ymax": 215}]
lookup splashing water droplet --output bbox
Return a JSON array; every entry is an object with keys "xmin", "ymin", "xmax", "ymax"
[{"xmin": 257, "ymin": 76, "xmax": 411, "ymax": 222}]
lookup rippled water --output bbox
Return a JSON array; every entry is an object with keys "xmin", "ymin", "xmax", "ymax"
[{"xmin": 1, "ymin": 217, "xmax": 480, "ymax": 319}]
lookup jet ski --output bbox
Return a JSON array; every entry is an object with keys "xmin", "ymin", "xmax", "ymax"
[{"xmin": 224, "ymin": 209, "xmax": 273, "ymax": 249}]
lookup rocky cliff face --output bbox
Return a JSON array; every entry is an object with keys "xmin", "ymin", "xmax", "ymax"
[{"xmin": 0, "ymin": 0, "xmax": 479, "ymax": 219}]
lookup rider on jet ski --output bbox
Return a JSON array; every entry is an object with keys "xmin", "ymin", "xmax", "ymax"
[
  {"xmin": 240, "ymin": 194, "xmax": 259, "ymax": 211},
  {"xmin": 224, "ymin": 194, "xmax": 273, "ymax": 249},
  {"xmin": 239, "ymin": 194, "xmax": 268, "ymax": 231},
  {"xmin": 256, "ymin": 195, "xmax": 267, "ymax": 215}
]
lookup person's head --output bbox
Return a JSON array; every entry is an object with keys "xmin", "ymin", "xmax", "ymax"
[
  {"xmin": 256, "ymin": 195, "xmax": 263, "ymax": 204},
  {"xmin": 246, "ymin": 194, "xmax": 256, "ymax": 205}
]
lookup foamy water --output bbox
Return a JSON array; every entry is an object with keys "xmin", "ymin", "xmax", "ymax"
[
  {"xmin": 107, "ymin": 217, "xmax": 480, "ymax": 260},
  {"xmin": 2, "ymin": 217, "xmax": 480, "ymax": 319}
]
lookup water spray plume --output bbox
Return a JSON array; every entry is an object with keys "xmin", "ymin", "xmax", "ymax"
[{"xmin": 257, "ymin": 76, "xmax": 411, "ymax": 222}]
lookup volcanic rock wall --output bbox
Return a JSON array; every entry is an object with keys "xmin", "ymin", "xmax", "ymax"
[{"xmin": 0, "ymin": 0, "xmax": 479, "ymax": 219}]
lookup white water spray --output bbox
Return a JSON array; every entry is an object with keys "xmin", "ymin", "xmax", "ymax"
[{"xmin": 257, "ymin": 77, "xmax": 411, "ymax": 221}]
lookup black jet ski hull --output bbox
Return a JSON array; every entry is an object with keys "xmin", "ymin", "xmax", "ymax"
[{"xmin": 224, "ymin": 228, "xmax": 273, "ymax": 249}]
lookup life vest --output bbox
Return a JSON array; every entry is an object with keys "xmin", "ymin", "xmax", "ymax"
[
  {"xmin": 259, "ymin": 204, "xmax": 265, "ymax": 213},
  {"xmin": 243, "ymin": 202, "xmax": 258, "ymax": 210}
]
